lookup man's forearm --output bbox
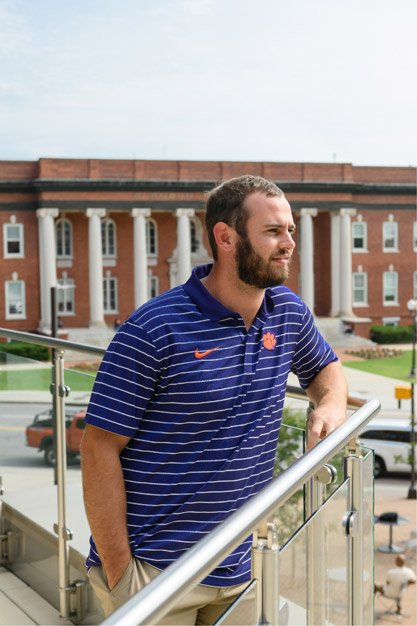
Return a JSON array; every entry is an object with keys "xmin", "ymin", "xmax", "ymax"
[
  {"xmin": 305, "ymin": 360, "xmax": 348, "ymax": 449},
  {"xmin": 81, "ymin": 429, "xmax": 131, "ymax": 589}
]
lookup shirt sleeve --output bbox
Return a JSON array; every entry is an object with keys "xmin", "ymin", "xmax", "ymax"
[
  {"xmin": 85, "ymin": 319, "xmax": 159, "ymax": 437},
  {"xmin": 290, "ymin": 301, "xmax": 338, "ymax": 389}
]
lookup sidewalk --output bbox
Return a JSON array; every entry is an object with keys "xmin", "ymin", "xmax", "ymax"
[{"xmin": 374, "ymin": 491, "xmax": 416, "ymax": 625}]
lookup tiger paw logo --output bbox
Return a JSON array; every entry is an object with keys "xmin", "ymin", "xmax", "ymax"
[{"xmin": 262, "ymin": 332, "xmax": 276, "ymax": 350}]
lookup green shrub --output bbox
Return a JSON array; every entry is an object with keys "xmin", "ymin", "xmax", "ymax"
[
  {"xmin": 370, "ymin": 324, "xmax": 413, "ymax": 344},
  {"xmin": 0, "ymin": 341, "xmax": 51, "ymax": 361}
]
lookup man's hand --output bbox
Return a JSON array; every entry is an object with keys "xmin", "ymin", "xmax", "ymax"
[
  {"xmin": 305, "ymin": 361, "xmax": 348, "ymax": 451},
  {"xmin": 105, "ymin": 554, "xmax": 132, "ymax": 591}
]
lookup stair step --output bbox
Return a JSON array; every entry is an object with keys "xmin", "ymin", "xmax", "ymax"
[
  {"xmin": 0, "ymin": 568, "xmax": 72, "ymax": 626},
  {"xmin": 314, "ymin": 317, "xmax": 374, "ymax": 348}
]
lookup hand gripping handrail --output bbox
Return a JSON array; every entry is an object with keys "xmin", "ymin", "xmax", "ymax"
[{"xmin": 103, "ymin": 397, "xmax": 380, "ymax": 626}]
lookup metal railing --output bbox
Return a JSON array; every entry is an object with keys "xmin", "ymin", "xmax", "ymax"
[{"xmin": 0, "ymin": 327, "xmax": 381, "ymax": 625}]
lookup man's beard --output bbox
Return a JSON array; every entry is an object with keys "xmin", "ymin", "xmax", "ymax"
[{"xmin": 235, "ymin": 235, "xmax": 290, "ymax": 289}]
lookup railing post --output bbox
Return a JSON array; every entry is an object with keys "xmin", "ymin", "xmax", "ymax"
[
  {"xmin": 54, "ymin": 348, "xmax": 72, "ymax": 618},
  {"xmin": 251, "ymin": 521, "xmax": 279, "ymax": 626},
  {"xmin": 345, "ymin": 437, "xmax": 363, "ymax": 626}
]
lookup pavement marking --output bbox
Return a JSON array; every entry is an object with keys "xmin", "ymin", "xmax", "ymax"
[{"xmin": 0, "ymin": 426, "xmax": 26, "ymax": 431}]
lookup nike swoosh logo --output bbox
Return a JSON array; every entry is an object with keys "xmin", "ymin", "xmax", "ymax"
[{"xmin": 194, "ymin": 346, "xmax": 220, "ymax": 359}]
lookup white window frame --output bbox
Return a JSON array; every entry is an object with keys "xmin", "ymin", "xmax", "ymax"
[
  {"xmin": 382, "ymin": 221, "xmax": 398, "ymax": 252},
  {"xmin": 382, "ymin": 316, "xmax": 400, "ymax": 327},
  {"xmin": 3, "ymin": 223, "xmax": 24, "ymax": 258},
  {"xmin": 103, "ymin": 275, "xmax": 118, "ymax": 313},
  {"xmin": 190, "ymin": 216, "xmax": 204, "ymax": 256},
  {"xmin": 352, "ymin": 272, "xmax": 368, "ymax": 306},
  {"xmin": 352, "ymin": 222, "xmax": 367, "ymax": 252},
  {"xmin": 146, "ymin": 218, "xmax": 158, "ymax": 256},
  {"xmin": 148, "ymin": 275, "xmax": 159, "ymax": 299},
  {"xmin": 56, "ymin": 219, "xmax": 73, "ymax": 258},
  {"xmin": 383, "ymin": 271, "xmax": 399, "ymax": 305},
  {"xmin": 102, "ymin": 219, "xmax": 117, "ymax": 257},
  {"xmin": 57, "ymin": 277, "xmax": 75, "ymax": 315},
  {"xmin": 5, "ymin": 280, "xmax": 26, "ymax": 319}
]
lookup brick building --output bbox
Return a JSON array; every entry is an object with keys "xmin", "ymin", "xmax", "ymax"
[{"xmin": 0, "ymin": 158, "xmax": 416, "ymax": 342}]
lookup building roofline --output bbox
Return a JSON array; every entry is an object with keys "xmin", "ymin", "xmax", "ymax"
[{"xmin": 0, "ymin": 178, "xmax": 415, "ymax": 195}]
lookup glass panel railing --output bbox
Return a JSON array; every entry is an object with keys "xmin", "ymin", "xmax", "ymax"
[
  {"xmin": 0, "ymin": 349, "xmax": 96, "ymax": 492},
  {"xmin": 0, "ymin": 349, "xmax": 101, "ymax": 620},
  {"xmin": 324, "ymin": 479, "xmax": 350, "ymax": 626},
  {"xmin": 274, "ymin": 419, "xmax": 306, "ymax": 546},
  {"xmin": 0, "ymin": 349, "xmax": 54, "ymax": 492},
  {"xmin": 362, "ymin": 447, "xmax": 375, "ymax": 625},
  {"xmin": 279, "ymin": 478, "xmax": 350, "ymax": 626},
  {"xmin": 214, "ymin": 580, "xmax": 257, "ymax": 626}
]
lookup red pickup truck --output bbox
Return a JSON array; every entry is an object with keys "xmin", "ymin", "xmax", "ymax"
[{"xmin": 25, "ymin": 408, "xmax": 86, "ymax": 466}]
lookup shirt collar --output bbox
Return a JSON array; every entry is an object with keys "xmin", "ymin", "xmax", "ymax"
[{"xmin": 183, "ymin": 264, "xmax": 275, "ymax": 323}]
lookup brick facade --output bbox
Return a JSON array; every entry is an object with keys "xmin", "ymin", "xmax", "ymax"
[{"xmin": 0, "ymin": 158, "xmax": 415, "ymax": 336}]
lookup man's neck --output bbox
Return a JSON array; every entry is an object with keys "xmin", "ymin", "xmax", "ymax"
[{"xmin": 201, "ymin": 264, "xmax": 265, "ymax": 331}]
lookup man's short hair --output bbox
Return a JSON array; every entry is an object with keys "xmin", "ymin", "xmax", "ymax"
[{"xmin": 204, "ymin": 175, "xmax": 284, "ymax": 260}]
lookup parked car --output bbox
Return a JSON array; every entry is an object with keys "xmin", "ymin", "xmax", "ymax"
[
  {"xmin": 358, "ymin": 417, "xmax": 417, "ymax": 478},
  {"xmin": 25, "ymin": 408, "xmax": 86, "ymax": 466}
]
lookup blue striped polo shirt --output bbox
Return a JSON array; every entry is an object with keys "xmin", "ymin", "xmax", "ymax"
[{"xmin": 85, "ymin": 264, "xmax": 337, "ymax": 586}]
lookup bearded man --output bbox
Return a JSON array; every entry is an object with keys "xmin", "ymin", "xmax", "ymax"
[{"xmin": 81, "ymin": 175, "xmax": 348, "ymax": 623}]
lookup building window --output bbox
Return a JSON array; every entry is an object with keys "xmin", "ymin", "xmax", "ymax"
[
  {"xmin": 103, "ymin": 275, "xmax": 118, "ymax": 313},
  {"xmin": 352, "ymin": 222, "xmax": 367, "ymax": 251},
  {"xmin": 382, "ymin": 221, "xmax": 398, "ymax": 252},
  {"xmin": 148, "ymin": 275, "xmax": 159, "ymax": 299},
  {"xmin": 382, "ymin": 317, "xmax": 400, "ymax": 327},
  {"xmin": 190, "ymin": 219, "xmax": 199, "ymax": 253},
  {"xmin": 414, "ymin": 271, "xmax": 417, "ymax": 299},
  {"xmin": 3, "ymin": 223, "xmax": 24, "ymax": 258},
  {"xmin": 383, "ymin": 271, "xmax": 398, "ymax": 305},
  {"xmin": 146, "ymin": 219, "xmax": 158, "ymax": 256},
  {"xmin": 57, "ymin": 277, "xmax": 75, "ymax": 314},
  {"xmin": 5, "ymin": 280, "xmax": 26, "ymax": 318},
  {"xmin": 352, "ymin": 272, "xmax": 368, "ymax": 305},
  {"xmin": 56, "ymin": 219, "xmax": 73, "ymax": 258},
  {"xmin": 414, "ymin": 222, "xmax": 417, "ymax": 252},
  {"xmin": 102, "ymin": 219, "xmax": 116, "ymax": 257}
]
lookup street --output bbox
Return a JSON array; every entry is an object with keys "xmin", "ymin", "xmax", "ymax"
[
  {"xmin": 0, "ymin": 402, "xmax": 83, "ymax": 492},
  {"xmin": 0, "ymin": 401, "xmax": 413, "ymax": 495}
]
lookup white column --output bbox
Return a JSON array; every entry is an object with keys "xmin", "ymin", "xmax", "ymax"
[
  {"xmin": 330, "ymin": 212, "xmax": 341, "ymax": 316},
  {"xmin": 339, "ymin": 208, "xmax": 357, "ymax": 318},
  {"xmin": 86, "ymin": 208, "xmax": 106, "ymax": 326},
  {"xmin": 131, "ymin": 208, "xmax": 151, "ymax": 309},
  {"xmin": 36, "ymin": 208, "xmax": 59, "ymax": 333},
  {"xmin": 299, "ymin": 208, "xmax": 318, "ymax": 313},
  {"xmin": 176, "ymin": 208, "xmax": 195, "ymax": 285}
]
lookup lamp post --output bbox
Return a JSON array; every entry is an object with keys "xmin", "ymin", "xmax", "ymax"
[{"xmin": 407, "ymin": 298, "xmax": 416, "ymax": 500}]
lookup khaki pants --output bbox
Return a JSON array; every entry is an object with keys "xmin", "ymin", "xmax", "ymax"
[{"xmin": 89, "ymin": 557, "xmax": 254, "ymax": 625}]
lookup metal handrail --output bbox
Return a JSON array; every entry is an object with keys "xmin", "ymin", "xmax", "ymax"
[
  {"xmin": 103, "ymin": 397, "xmax": 380, "ymax": 626},
  {"xmin": 0, "ymin": 328, "xmax": 364, "ymax": 410},
  {"xmin": 0, "ymin": 327, "xmax": 106, "ymax": 356}
]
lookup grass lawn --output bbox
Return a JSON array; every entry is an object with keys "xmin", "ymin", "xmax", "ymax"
[
  {"xmin": 343, "ymin": 350, "xmax": 415, "ymax": 382},
  {"xmin": 0, "ymin": 366, "xmax": 95, "ymax": 392}
]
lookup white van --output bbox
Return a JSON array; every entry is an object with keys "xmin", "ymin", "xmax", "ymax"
[{"xmin": 358, "ymin": 417, "xmax": 416, "ymax": 478}]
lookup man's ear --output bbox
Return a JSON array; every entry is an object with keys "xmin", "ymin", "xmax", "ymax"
[{"xmin": 212, "ymin": 222, "xmax": 236, "ymax": 253}]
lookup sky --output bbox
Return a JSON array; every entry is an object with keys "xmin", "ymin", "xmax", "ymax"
[{"xmin": 0, "ymin": 0, "xmax": 416, "ymax": 167}]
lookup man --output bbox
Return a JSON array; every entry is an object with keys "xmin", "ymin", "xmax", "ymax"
[
  {"xmin": 81, "ymin": 175, "xmax": 348, "ymax": 622},
  {"xmin": 375, "ymin": 554, "xmax": 416, "ymax": 615}
]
